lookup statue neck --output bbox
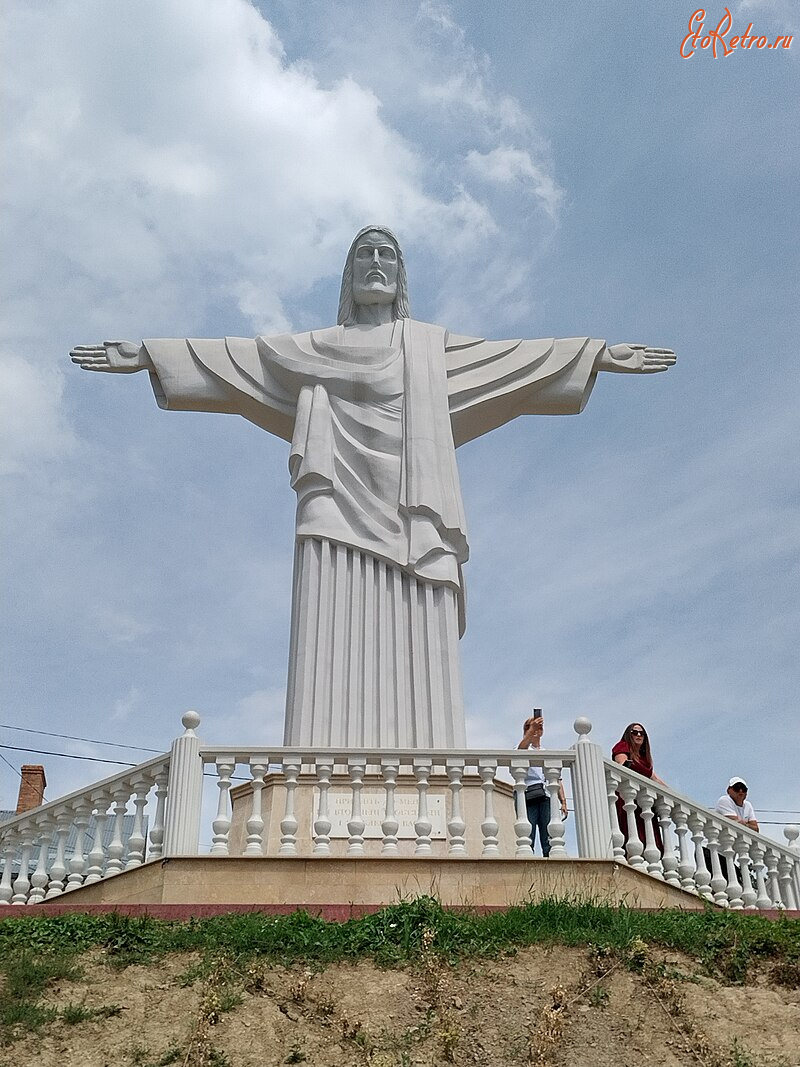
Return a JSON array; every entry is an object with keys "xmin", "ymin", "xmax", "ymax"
[{"xmin": 353, "ymin": 303, "xmax": 395, "ymax": 326}]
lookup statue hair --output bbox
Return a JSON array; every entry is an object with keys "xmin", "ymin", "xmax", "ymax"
[{"xmin": 337, "ymin": 226, "xmax": 410, "ymax": 326}]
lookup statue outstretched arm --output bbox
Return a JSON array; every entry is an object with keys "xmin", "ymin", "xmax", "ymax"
[
  {"xmin": 596, "ymin": 344, "xmax": 676, "ymax": 374},
  {"xmin": 70, "ymin": 341, "xmax": 153, "ymax": 373}
]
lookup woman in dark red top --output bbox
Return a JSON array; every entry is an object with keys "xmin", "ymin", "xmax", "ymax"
[{"xmin": 612, "ymin": 723, "xmax": 665, "ymax": 851}]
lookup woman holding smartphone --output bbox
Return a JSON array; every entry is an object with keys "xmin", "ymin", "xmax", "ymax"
[{"xmin": 518, "ymin": 712, "xmax": 567, "ymax": 857}]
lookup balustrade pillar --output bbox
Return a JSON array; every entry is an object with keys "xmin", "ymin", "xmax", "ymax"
[
  {"xmin": 163, "ymin": 711, "xmax": 204, "ymax": 857},
  {"xmin": 619, "ymin": 778, "xmax": 645, "ymax": 870},
  {"xmin": 571, "ymin": 718, "xmax": 612, "ymax": 858},
  {"xmin": 719, "ymin": 826, "xmax": 743, "ymax": 909}
]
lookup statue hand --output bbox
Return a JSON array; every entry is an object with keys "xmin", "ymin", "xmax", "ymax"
[
  {"xmin": 598, "ymin": 344, "xmax": 676, "ymax": 374},
  {"xmin": 70, "ymin": 341, "xmax": 150, "ymax": 373}
]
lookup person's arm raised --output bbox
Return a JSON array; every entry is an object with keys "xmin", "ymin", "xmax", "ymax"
[{"xmin": 70, "ymin": 341, "xmax": 153, "ymax": 373}]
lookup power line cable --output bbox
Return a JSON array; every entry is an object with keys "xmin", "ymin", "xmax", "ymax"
[
  {"xmin": 0, "ymin": 744, "xmax": 136, "ymax": 768},
  {"xmin": 0, "ymin": 723, "xmax": 162, "ymax": 754}
]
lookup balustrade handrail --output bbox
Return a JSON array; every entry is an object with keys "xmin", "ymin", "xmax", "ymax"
[
  {"xmin": 197, "ymin": 745, "xmax": 576, "ymax": 766},
  {"xmin": 0, "ymin": 752, "xmax": 171, "ymax": 837},
  {"xmin": 604, "ymin": 759, "xmax": 793, "ymax": 856}
]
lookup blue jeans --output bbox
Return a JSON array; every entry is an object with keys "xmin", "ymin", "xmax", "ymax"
[{"xmin": 525, "ymin": 791, "xmax": 551, "ymax": 857}]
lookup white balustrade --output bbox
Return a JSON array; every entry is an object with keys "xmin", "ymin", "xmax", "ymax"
[{"xmin": 3, "ymin": 713, "xmax": 798, "ymax": 911}]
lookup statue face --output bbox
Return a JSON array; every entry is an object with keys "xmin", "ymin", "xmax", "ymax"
[{"xmin": 351, "ymin": 231, "xmax": 398, "ymax": 307}]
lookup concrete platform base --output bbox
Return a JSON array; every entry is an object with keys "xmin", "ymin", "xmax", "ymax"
[{"xmin": 32, "ymin": 856, "xmax": 710, "ymax": 911}]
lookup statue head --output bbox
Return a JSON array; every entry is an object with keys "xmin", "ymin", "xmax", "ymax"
[{"xmin": 337, "ymin": 226, "xmax": 410, "ymax": 325}]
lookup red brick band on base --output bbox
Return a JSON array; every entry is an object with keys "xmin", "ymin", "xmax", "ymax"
[{"xmin": 0, "ymin": 903, "xmax": 798, "ymax": 922}]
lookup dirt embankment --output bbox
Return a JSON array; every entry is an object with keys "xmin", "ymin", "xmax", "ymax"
[{"xmin": 5, "ymin": 941, "xmax": 800, "ymax": 1067}]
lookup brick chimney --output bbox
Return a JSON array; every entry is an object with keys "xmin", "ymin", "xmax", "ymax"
[{"xmin": 16, "ymin": 765, "xmax": 47, "ymax": 813}]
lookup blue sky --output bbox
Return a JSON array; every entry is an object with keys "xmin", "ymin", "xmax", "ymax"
[{"xmin": 2, "ymin": 0, "xmax": 798, "ymax": 842}]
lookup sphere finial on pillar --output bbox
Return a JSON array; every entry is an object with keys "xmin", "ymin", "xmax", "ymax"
[
  {"xmin": 573, "ymin": 716, "xmax": 593, "ymax": 740},
  {"xmin": 181, "ymin": 710, "xmax": 201, "ymax": 734}
]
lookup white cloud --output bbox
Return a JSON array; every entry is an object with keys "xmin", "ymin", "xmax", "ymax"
[
  {"xmin": 0, "ymin": 354, "xmax": 77, "ymax": 475},
  {"xmin": 465, "ymin": 147, "xmax": 564, "ymax": 221}
]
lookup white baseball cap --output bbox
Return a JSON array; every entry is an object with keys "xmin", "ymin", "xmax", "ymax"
[{"xmin": 728, "ymin": 777, "xmax": 748, "ymax": 789}]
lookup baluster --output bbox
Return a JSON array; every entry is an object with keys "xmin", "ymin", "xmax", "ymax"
[
  {"xmin": 654, "ymin": 795, "xmax": 680, "ymax": 888},
  {"xmin": 313, "ymin": 762, "xmax": 333, "ymax": 856},
  {"xmin": 11, "ymin": 828, "xmax": 35, "ymax": 905},
  {"xmin": 606, "ymin": 770, "xmax": 626, "ymax": 863},
  {"xmin": 106, "ymin": 788, "xmax": 130, "ymax": 876},
  {"xmin": 125, "ymin": 778, "xmax": 150, "ymax": 869},
  {"xmin": 445, "ymin": 760, "xmax": 467, "ymax": 856},
  {"xmin": 511, "ymin": 761, "xmax": 533, "ymax": 858},
  {"xmin": 85, "ymin": 798, "xmax": 110, "ymax": 884},
  {"xmin": 765, "ymin": 847, "xmax": 783, "ymax": 908},
  {"xmin": 0, "ymin": 837, "xmax": 17, "ymax": 904},
  {"xmin": 211, "ymin": 760, "xmax": 235, "ymax": 856},
  {"xmin": 413, "ymin": 759, "xmax": 433, "ymax": 856},
  {"xmin": 279, "ymin": 758, "xmax": 300, "ymax": 856},
  {"xmin": 619, "ymin": 777, "xmax": 645, "ymax": 869},
  {"xmin": 638, "ymin": 788, "xmax": 663, "ymax": 879},
  {"xmin": 45, "ymin": 817, "xmax": 70, "ymax": 900},
  {"xmin": 380, "ymin": 758, "xmax": 400, "ymax": 855},
  {"xmin": 688, "ymin": 813, "xmax": 713, "ymax": 901},
  {"xmin": 65, "ymin": 802, "xmax": 91, "ymax": 892},
  {"xmin": 673, "ymin": 806, "xmax": 696, "ymax": 893},
  {"xmin": 705, "ymin": 822, "xmax": 729, "ymax": 906},
  {"xmin": 244, "ymin": 761, "xmax": 267, "ymax": 856},
  {"xmin": 347, "ymin": 759, "xmax": 367, "ymax": 856},
  {"xmin": 28, "ymin": 818, "xmax": 53, "ymax": 904},
  {"xmin": 477, "ymin": 760, "xmax": 499, "ymax": 856},
  {"xmin": 783, "ymin": 827, "xmax": 800, "ymax": 908},
  {"xmin": 735, "ymin": 833, "xmax": 757, "ymax": 909},
  {"xmin": 719, "ymin": 826, "xmax": 743, "ymax": 909},
  {"xmin": 749, "ymin": 842, "xmax": 772, "ymax": 910},
  {"xmin": 777, "ymin": 852, "xmax": 797, "ymax": 910},
  {"xmin": 148, "ymin": 768, "xmax": 170, "ymax": 860},
  {"xmin": 545, "ymin": 762, "xmax": 566, "ymax": 858}
]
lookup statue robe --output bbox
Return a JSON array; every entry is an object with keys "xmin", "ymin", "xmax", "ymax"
[{"xmin": 143, "ymin": 320, "xmax": 603, "ymax": 748}]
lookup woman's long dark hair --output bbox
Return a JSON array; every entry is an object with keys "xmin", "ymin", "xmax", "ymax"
[{"xmin": 621, "ymin": 722, "xmax": 653, "ymax": 768}]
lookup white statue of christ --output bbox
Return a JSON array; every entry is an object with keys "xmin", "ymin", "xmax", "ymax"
[{"xmin": 71, "ymin": 226, "xmax": 675, "ymax": 750}]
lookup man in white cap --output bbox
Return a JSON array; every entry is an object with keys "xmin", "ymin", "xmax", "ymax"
[{"xmin": 715, "ymin": 778, "xmax": 759, "ymax": 831}]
